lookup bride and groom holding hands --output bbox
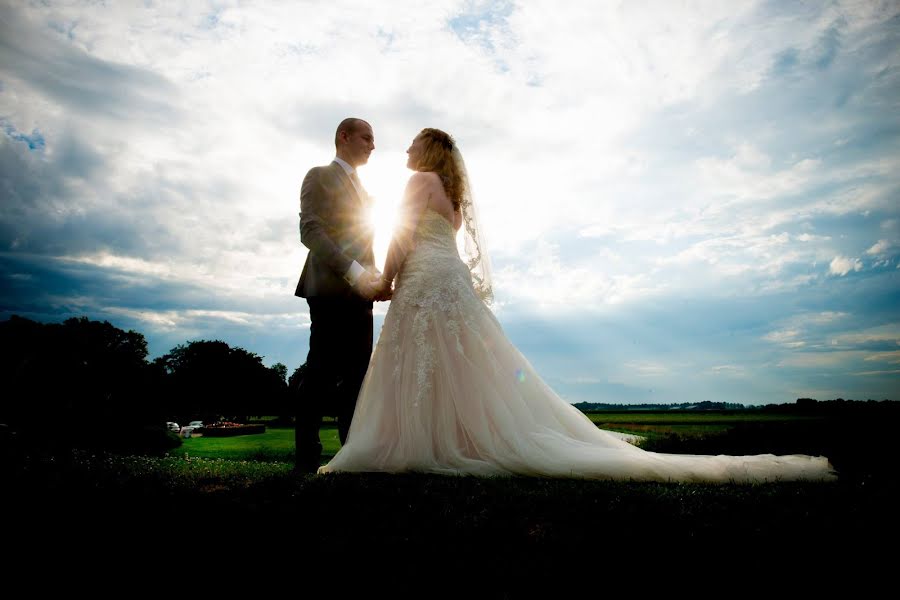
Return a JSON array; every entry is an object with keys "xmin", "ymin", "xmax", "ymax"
[{"xmin": 293, "ymin": 117, "xmax": 836, "ymax": 483}]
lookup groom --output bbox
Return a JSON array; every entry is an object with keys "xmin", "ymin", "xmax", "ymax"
[{"xmin": 293, "ymin": 117, "xmax": 384, "ymax": 473}]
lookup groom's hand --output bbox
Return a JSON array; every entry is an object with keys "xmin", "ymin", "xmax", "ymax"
[
  {"xmin": 373, "ymin": 278, "xmax": 393, "ymax": 302},
  {"xmin": 355, "ymin": 271, "xmax": 380, "ymax": 301}
]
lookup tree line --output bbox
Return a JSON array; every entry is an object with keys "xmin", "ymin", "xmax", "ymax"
[
  {"xmin": 574, "ymin": 398, "xmax": 898, "ymax": 413},
  {"xmin": 0, "ymin": 315, "xmax": 300, "ymax": 455}
]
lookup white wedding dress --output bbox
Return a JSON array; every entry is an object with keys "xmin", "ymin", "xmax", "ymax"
[{"xmin": 319, "ymin": 208, "xmax": 837, "ymax": 483}]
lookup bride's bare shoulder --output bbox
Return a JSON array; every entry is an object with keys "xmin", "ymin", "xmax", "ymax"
[
  {"xmin": 405, "ymin": 171, "xmax": 443, "ymax": 202},
  {"xmin": 407, "ymin": 170, "xmax": 442, "ymax": 187}
]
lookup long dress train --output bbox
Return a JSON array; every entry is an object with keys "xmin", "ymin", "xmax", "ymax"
[{"xmin": 319, "ymin": 209, "xmax": 837, "ymax": 483}]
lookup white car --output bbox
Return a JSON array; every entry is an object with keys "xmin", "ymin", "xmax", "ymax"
[
  {"xmin": 166, "ymin": 422, "xmax": 180, "ymax": 432},
  {"xmin": 180, "ymin": 421, "xmax": 205, "ymax": 438}
]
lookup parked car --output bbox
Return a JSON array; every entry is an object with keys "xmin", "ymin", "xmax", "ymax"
[
  {"xmin": 180, "ymin": 421, "xmax": 205, "ymax": 438},
  {"xmin": 166, "ymin": 422, "xmax": 180, "ymax": 432}
]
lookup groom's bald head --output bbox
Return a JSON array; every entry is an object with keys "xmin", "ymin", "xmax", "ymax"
[
  {"xmin": 334, "ymin": 118, "xmax": 374, "ymax": 168},
  {"xmin": 334, "ymin": 118, "xmax": 371, "ymax": 146}
]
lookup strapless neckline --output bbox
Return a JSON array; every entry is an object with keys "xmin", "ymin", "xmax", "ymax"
[{"xmin": 422, "ymin": 207, "xmax": 457, "ymax": 231}]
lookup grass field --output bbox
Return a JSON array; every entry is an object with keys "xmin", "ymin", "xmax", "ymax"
[
  {"xmin": 168, "ymin": 417, "xmax": 340, "ymax": 463},
  {"xmin": 583, "ymin": 410, "xmax": 826, "ymax": 441},
  {"xmin": 167, "ymin": 412, "xmax": 830, "ymax": 464}
]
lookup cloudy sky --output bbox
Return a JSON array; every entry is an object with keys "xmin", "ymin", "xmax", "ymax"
[{"xmin": 1, "ymin": 0, "xmax": 898, "ymax": 405}]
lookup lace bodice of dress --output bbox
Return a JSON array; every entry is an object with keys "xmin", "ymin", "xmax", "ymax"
[
  {"xmin": 409, "ymin": 207, "xmax": 459, "ymax": 256},
  {"xmin": 383, "ymin": 208, "xmax": 489, "ymax": 408},
  {"xmin": 392, "ymin": 208, "xmax": 472, "ymax": 304}
]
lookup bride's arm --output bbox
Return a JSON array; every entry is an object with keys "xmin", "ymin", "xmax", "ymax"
[{"xmin": 381, "ymin": 172, "xmax": 434, "ymax": 285}]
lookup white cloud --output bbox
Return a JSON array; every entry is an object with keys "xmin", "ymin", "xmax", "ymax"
[
  {"xmin": 829, "ymin": 255, "xmax": 863, "ymax": 276},
  {"xmin": 805, "ymin": 311, "xmax": 849, "ymax": 324},
  {"xmin": 853, "ymin": 369, "xmax": 900, "ymax": 376},
  {"xmin": 796, "ymin": 233, "xmax": 831, "ymax": 242},
  {"xmin": 764, "ymin": 328, "xmax": 805, "ymax": 348},
  {"xmin": 863, "ymin": 351, "xmax": 900, "ymax": 365},
  {"xmin": 710, "ymin": 365, "xmax": 747, "ymax": 376},
  {"xmin": 866, "ymin": 239, "xmax": 893, "ymax": 255},
  {"xmin": 777, "ymin": 351, "xmax": 865, "ymax": 369},
  {"xmin": 694, "ymin": 150, "xmax": 820, "ymax": 204},
  {"xmin": 492, "ymin": 239, "xmax": 667, "ymax": 309},
  {"xmin": 104, "ymin": 306, "xmax": 311, "ymax": 331},
  {"xmin": 624, "ymin": 361, "xmax": 671, "ymax": 377},
  {"xmin": 762, "ymin": 312, "xmax": 852, "ymax": 350},
  {"xmin": 832, "ymin": 324, "xmax": 900, "ymax": 348}
]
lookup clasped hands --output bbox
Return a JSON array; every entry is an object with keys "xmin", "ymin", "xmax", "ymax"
[{"xmin": 356, "ymin": 270, "xmax": 392, "ymax": 301}]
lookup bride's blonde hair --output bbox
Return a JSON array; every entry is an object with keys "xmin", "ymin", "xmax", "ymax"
[{"xmin": 413, "ymin": 128, "xmax": 466, "ymax": 211}]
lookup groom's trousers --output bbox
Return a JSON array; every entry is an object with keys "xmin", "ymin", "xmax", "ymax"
[{"xmin": 295, "ymin": 297, "xmax": 373, "ymax": 472}]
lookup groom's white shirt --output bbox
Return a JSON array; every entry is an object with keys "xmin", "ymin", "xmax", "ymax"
[{"xmin": 333, "ymin": 156, "xmax": 367, "ymax": 287}]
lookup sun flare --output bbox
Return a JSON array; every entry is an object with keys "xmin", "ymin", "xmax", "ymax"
[{"xmin": 358, "ymin": 153, "xmax": 410, "ymax": 268}]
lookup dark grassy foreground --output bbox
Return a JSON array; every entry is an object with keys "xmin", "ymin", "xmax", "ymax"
[
  {"xmin": 8, "ymin": 453, "xmax": 893, "ymax": 569},
  {"xmin": 4, "ymin": 411, "xmax": 898, "ymax": 576}
]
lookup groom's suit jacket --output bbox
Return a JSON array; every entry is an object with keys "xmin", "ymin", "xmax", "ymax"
[{"xmin": 295, "ymin": 161, "xmax": 376, "ymax": 299}]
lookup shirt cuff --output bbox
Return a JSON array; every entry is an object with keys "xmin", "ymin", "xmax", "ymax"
[{"xmin": 344, "ymin": 260, "xmax": 366, "ymax": 286}]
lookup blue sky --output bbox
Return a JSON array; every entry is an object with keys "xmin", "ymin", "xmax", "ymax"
[{"xmin": 1, "ymin": 0, "xmax": 898, "ymax": 404}]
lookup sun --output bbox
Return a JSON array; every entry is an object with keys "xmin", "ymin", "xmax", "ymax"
[{"xmin": 357, "ymin": 152, "xmax": 410, "ymax": 268}]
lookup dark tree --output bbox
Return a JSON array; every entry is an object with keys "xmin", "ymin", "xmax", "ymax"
[
  {"xmin": 154, "ymin": 340, "xmax": 287, "ymax": 423},
  {"xmin": 288, "ymin": 363, "xmax": 307, "ymax": 391},
  {"xmin": 0, "ymin": 315, "xmax": 175, "ymax": 456},
  {"xmin": 271, "ymin": 363, "xmax": 288, "ymax": 384}
]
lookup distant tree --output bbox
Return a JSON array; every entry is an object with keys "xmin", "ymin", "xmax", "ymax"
[
  {"xmin": 271, "ymin": 363, "xmax": 288, "ymax": 384},
  {"xmin": 154, "ymin": 340, "xmax": 287, "ymax": 423},
  {"xmin": 288, "ymin": 363, "xmax": 307, "ymax": 390},
  {"xmin": 277, "ymin": 363, "xmax": 308, "ymax": 424},
  {"xmin": 572, "ymin": 401, "xmax": 748, "ymax": 412}
]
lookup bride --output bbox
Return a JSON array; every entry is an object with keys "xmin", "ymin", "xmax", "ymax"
[{"xmin": 318, "ymin": 128, "xmax": 837, "ymax": 483}]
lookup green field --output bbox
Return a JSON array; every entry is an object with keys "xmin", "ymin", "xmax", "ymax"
[
  {"xmin": 169, "ymin": 412, "xmax": 739, "ymax": 464},
  {"xmin": 164, "ymin": 411, "xmax": 832, "ymax": 466},
  {"xmin": 168, "ymin": 424, "xmax": 339, "ymax": 463},
  {"xmin": 584, "ymin": 411, "xmax": 825, "ymax": 441}
]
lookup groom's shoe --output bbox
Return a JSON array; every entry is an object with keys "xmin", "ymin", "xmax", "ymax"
[
  {"xmin": 293, "ymin": 436, "xmax": 322, "ymax": 474},
  {"xmin": 292, "ymin": 457, "xmax": 321, "ymax": 475},
  {"xmin": 293, "ymin": 447, "xmax": 322, "ymax": 475}
]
